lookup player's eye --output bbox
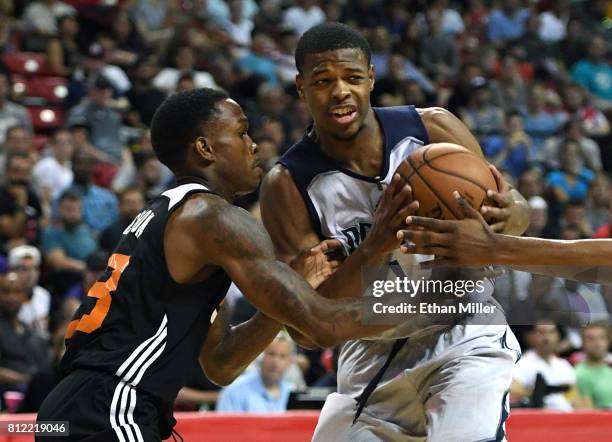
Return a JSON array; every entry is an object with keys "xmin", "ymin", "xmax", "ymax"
[
  {"xmin": 349, "ymin": 76, "xmax": 364, "ymax": 82},
  {"xmin": 314, "ymin": 79, "xmax": 330, "ymax": 86}
]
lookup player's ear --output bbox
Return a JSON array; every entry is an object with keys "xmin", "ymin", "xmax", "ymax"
[
  {"xmin": 369, "ymin": 64, "xmax": 375, "ymax": 91},
  {"xmin": 295, "ymin": 74, "xmax": 305, "ymax": 101},
  {"xmin": 194, "ymin": 136, "xmax": 215, "ymax": 163}
]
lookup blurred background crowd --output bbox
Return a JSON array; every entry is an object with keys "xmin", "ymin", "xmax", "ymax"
[{"xmin": 0, "ymin": 0, "xmax": 610, "ymax": 415}]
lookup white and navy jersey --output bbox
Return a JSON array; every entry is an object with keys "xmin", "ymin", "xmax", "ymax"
[
  {"xmin": 279, "ymin": 105, "xmax": 429, "ymax": 255},
  {"xmin": 61, "ymin": 177, "xmax": 231, "ymax": 409},
  {"xmin": 279, "ymin": 106, "xmax": 506, "ymax": 400}
]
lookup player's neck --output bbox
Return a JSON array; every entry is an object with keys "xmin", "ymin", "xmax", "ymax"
[{"xmin": 315, "ymin": 109, "xmax": 383, "ymax": 177}]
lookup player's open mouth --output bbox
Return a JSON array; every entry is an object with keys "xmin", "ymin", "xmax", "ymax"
[{"xmin": 330, "ymin": 106, "xmax": 357, "ymax": 125}]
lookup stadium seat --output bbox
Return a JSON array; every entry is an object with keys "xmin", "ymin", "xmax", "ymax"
[
  {"xmin": 26, "ymin": 106, "xmax": 65, "ymax": 130},
  {"xmin": 1, "ymin": 52, "xmax": 52, "ymax": 76}
]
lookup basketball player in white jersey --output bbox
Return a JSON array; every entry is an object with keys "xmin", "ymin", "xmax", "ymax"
[{"xmin": 260, "ymin": 23, "xmax": 530, "ymax": 441}]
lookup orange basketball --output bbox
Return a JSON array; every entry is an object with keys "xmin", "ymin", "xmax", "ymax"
[{"xmin": 395, "ymin": 143, "xmax": 498, "ymax": 220}]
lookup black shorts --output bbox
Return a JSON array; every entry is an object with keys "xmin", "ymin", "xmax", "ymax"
[{"xmin": 36, "ymin": 369, "xmax": 162, "ymax": 442}]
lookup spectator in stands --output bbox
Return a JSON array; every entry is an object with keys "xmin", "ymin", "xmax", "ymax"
[
  {"xmin": 516, "ymin": 14, "xmax": 550, "ymax": 64},
  {"xmin": 109, "ymin": 12, "xmax": 148, "ymax": 68},
  {"xmin": 370, "ymin": 26, "xmax": 392, "ymax": 78},
  {"xmin": 21, "ymin": 0, "xmax": 76, "ymax": 50},
  {"xmin": 18, "ymin": 320, "xmax": 68, "ymax": 412},
  {"xmin": 459, "ymin": 77, "xmax": 505, "ymax": 143},
  {"xmin": 32, "ymin": 128, "xmax": 75, "ymax": 203},
  {"xmin": 521, "ymin": 84, "xmax": 566, "ymax": 152},
  {"xmin": 541, "ymin": 118, "xmax": 603, "ymax": 173},
  {"xmin": 556, "ymin": 17, "xmax": 588, "ymax": 70},
  {"xmin": 46, "ymin": 14, "xmax": 81, "ymax": 76},
  {"xmin": 0, "ymin": 272, "xmax": 50, "ymax": 396},
  {"xmin": 562, "ymin": 84, "xmax": 610, "ymax": 139},
  {"xmin": 216, "ymin": 333, "xmax": 294, "ymax": 412},
  {"xmin": 235, "ymin": 28, "xmax": 280, "ymax": 86},
  {"xmin": 538, "ymin": 0, "xmax": 570, "ymax": 43},
  {"xmin": 176, "ymin": 73, "xmax": 196, "ymax": 93},
  {"xmin": 585, "ymin": 174, "xmax": 611, "ymax": 231},
  {"xmin": 0, "ymin": 72, "xmax": 32, "ymax": 146},
  {"xmin": 0, "ymin": 125, "xmax": 34, "ymax": 174},
  {"xmin": 487, "ymin": 111, "xmax": 532, "ymax": 180},
  {"xmin": 592, "ymin": 197, "xmax": 612, "ymax": 239},
  {"xmin": 283, "ymin": 0, "xmax": 325, "ymax": 38},
  {"xmin": 576, "ymin": 323, "xmax": 612, "ymax": 409},
  {"xmin": 571, "ymin": 34, "xmax": 612, "ymax": 108},
  {"xmin": 555, "ymin": 200, "xmax": 593, "ymax": 239},
  {"xmin": 99, "ymin": 187, "xmax": 144, "ymax": 253},
  {"xmin": 512, "ymin": 320, "xmax": 588, "ymax": 410},
  {"xmin": 517, "ymin": 167, "xmax": 544, "ymax": 200},
  {"xmin": 446, "ymin": 62, "xmax": 482, "ymax": 115},
  {"xmin": 420, "ymin": 9, "xmax": 459, "ymax": 82},
  {"xmin": 0, "ymin": 153, "xmax": 43, "ymax": 250},
  {"xmin": 41, "ymin": 191, "xmax": 97, "ymax": 292},
  {"xmin": 126, "ymin": 57, "xmax": 166, "ymax": 128},
  {"xmin": 65, "ymin": 76, "xmax": 126, "ymax": 166},
  {"xmin": 62, "ymin": 148, "xmax": 119, "ymax": 234},
  {"xmin": 221, "ymin": 0, "xmax": 254, "ymax": 58},
  {"xmin": 8, "ymin": 245, "xmax": 50, "ymax": 337},
  {"xmin": 546, "ymin": 139, "xmax": 595, "ymax": 209},
  {"xmin": 525, "ymin": 196, "xmax": 548, "ymax": 237},
  {"xmin": 153, "ymin": 45, "xmax": 217, "ymax": 93},
  {"xmin": 487, "ymin": 0, "xmax": 530, "ymax": 46},
  {"xmin": 490, "ymin": 54, "xmax": 528, "ymax": 112}
]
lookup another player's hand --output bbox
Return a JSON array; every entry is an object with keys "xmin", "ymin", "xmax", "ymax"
[
  {"xmin": 362, "ymin": 173, "xmax": 419, "ymax": 261},
  {"xmin": 480, "ymin": 165, "xmax": 514, "ymax": 232},
  {"xmin": 290, "ymin": 239, "xmax": 342, "ymax": 289},
  {"xmin": 396, "ymin": 191, "xmax": 498, "ymax": 268}
]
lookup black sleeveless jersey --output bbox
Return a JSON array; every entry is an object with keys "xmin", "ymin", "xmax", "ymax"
[{"xmin": 60, "ymin": 178, "xmax": 231, "ymax": 408}]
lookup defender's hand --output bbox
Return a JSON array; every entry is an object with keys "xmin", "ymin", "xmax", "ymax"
[
  {"xmin": 361, "ymin": 173, "xmax": 419, "ymax": 261},
  {"xmin": 290, "ymin": 239, "xmax": 342, "ymax": 289},
  {"xmin": 480, "ymin": 165, "xmax": 513, "ymax": 232},
  {"xmin": 397, "ymin": 191, "xmax": 498, "ymax": 268}
]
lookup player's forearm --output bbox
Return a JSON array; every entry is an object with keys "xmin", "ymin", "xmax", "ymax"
[
  {"xmin": 317, "ymin": 241, "xmax": 386, "ymax": 300},
  {"xmin": 496, "ymin": 235, "xmax": 612, "ymax": 284},
  {"xmin": 210, "ymin": 313, "xmax": 281, "ymax": 384},
  {"xmin": 252, "ymin": 260, "xmax": 392, "ymax": 347}
]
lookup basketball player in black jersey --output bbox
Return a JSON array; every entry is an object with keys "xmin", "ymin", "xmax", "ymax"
[{"xmin": 36, "ymin": 89, "xmax": 404, "ymax": 442}]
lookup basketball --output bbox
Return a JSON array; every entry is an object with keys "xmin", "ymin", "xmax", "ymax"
[{"xmin": 395, "ymin": 143, "xmax": 498, "ymax": 220}]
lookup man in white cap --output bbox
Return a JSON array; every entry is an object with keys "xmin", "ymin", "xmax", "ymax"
[{"xmin": 8, "ymin": 245, "xmax": 50, "ymax": 337}]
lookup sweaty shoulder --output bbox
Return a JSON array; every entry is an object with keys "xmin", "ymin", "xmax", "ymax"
[
  {"xmin": 416, "ymin": 107, "xmax": 484, "ymax": 157},
  {"xmin": 260, "ymin": 164, "xmax": 320, "ymax": 262}
]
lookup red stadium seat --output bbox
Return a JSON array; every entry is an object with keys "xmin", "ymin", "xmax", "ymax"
[
  {"xmin": 12, "ymin": 75, "xmax": 69, "ymax": 106},
  {"xmin": 27, "ymin": 106, "xmax": 65, "ymax": 130},
  {"xmin": 1, "ymin": 52, "xmax": 52, "ymax": 76}
]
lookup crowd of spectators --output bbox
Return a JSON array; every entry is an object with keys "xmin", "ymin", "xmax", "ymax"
[{"xmin": 0, "ymin": 0, "xmax": 610, "ymax": 413}]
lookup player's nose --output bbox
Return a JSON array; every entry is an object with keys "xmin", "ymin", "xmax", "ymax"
[{"xmin": 331, "ymin": 79, "xmax": 350, "ymax": 101}]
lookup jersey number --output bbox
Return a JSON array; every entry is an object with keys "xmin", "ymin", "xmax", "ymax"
[{"xmin": 66, "ymin": 253, "xmax": 131, "ymax": 339}]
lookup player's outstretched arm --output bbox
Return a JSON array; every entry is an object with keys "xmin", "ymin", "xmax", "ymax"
[
  {"xmin": 174, "ymin": 196, "xmax": 395, "ymax": 348},
  {"xmin": 398, "ymin": 192, "xmax": 612, "ymax": 284},
  {"xmin": 419, "ymin": 107, "xmax": 530, "ymax": 236},
  {"xmin": 199, "ymin": 240, "xmax": 340, "ymax": 385}
]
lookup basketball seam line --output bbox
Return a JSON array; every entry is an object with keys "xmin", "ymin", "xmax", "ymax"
[
  {"xmin": 423, "ymin": 155, "xmax": 493, "ymax": 193},
  {"xmin": 402, "ymin": 145, "xmax": 432, "ymax": 180},
  {"xmin": 403, "ymin": 146, "xmax": 476, "ymax": 180},
  {"xmin": 406, "ymin": 155, "xmax": 462, "ymax": 219}
]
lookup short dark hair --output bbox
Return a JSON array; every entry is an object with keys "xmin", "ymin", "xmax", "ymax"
[
  {"xmin": 295, "ymin": 22, "xmax": 371, "ymax": 74},
  {"xmin": 59, "ymin": 190, "xmax": 82, "ymax": 204},
  {"xmin": 150, "ymin": 88, "xmax": 229, "ymax": 171}
]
